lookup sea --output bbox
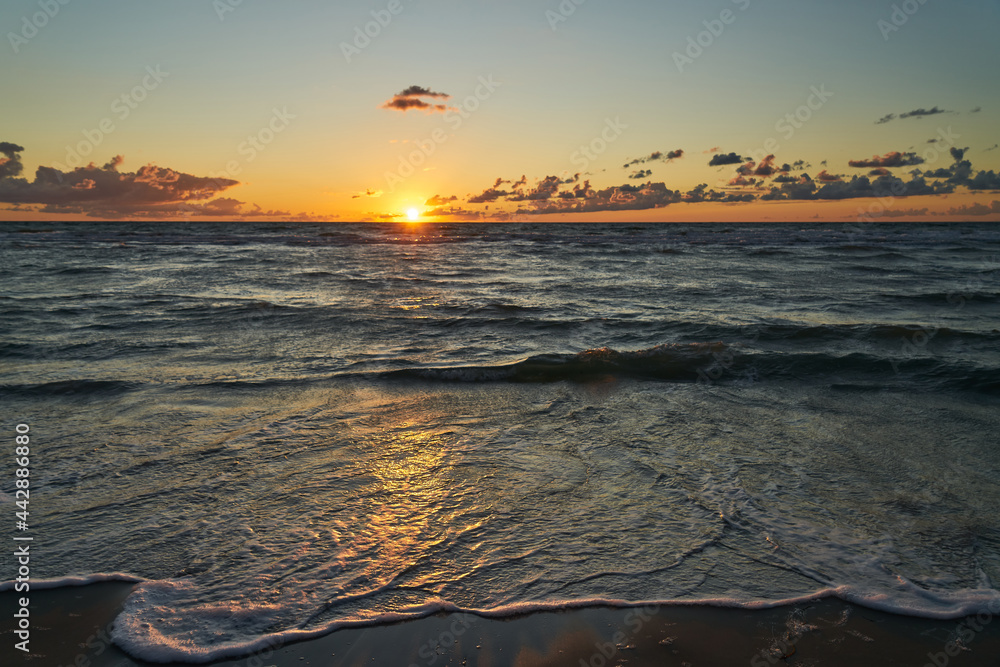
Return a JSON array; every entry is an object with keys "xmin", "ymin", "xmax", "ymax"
[{"xmin": 1, "ymin": 221, "xmax": 999, "ymax": 663}]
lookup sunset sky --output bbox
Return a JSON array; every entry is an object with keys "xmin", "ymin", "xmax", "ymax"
[{"xmin": 1, "ymin": 0, "xmax": 998, "ymax": 222}]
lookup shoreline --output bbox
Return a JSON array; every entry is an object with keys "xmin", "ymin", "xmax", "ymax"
[{"xmin": 4, "ymin": 583, "xmax": 1000, "ymax": 666}]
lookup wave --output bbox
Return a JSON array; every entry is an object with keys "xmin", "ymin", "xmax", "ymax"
[
  {"xmin": 0, "ymin": 572, "xmax": 144, "ymax": 592},
  {"xmin": 8, "ymin": 575, "xmax": 995, "ymax": 664},
  {"xmin": 383, "ymin": 343, "xmax": 729, "ymax": 383},
  {"xmin": 0, "ymin": 379, "xmax": 140, "ymax": 397},
  {"xmin": 377, "ymin": 343, "xmax": 999, "ymax": 392}
]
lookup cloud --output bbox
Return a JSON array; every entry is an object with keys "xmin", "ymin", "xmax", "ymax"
[
  {"xmin": 629, "ymin": 169, "xmax": 652, "ymax": 180},
  {"xmin": 352, "ymin": 188, "xmax": 383, "ymax": 199},
  {"xmin": 508, "ymin": 175, "xmax": 562, "ymax": 201},
  {"xmin": 875, "ymin": 106, "xmax": 951, "ymax": 124},
  {"xmin": 899, "ymin": 107, "xmax": 950, "ymax": 119},
  {"xmin": 848, "ymin": 151, "xmax": 924, "ymax": 168},
  {"xmin": 944, "ymin": 200, "xmax": 1000, "ymax": 217},
  {"xmin": 728, "ymin": 175, "xmax": 757, "ymax": 187},
  {"xmin": 0, "ymin": 142, "xmax": 25, "ymax": 179},
  {"xmin": 468, "ymin": 187, "xmax": 509, "ymax": 204},
  {"xmin": 380, "ymin": 85, "xmax": 456, "ymax": 113},
  {"xmin": 876, "ymin": 207, "xmax": 930, "ymax": 218},
  {"xmin": 970, "ymin": 107, "xmax": 982, "ymax": 113},
  {"xmin": 762, "ymin": 172, "xmax": 952, "ymax": 201},
  {"xmin": 425, "ymin": 194, "xmax": 458, "ymax": 206},
  {"xmin": 453, "ymin": 148, "xmax": 1000, "ymax": 219},
  {"xmin": 704, "ymin": 147, "xmax": 720, "ymax": 154},
  {"xmin": 966, "ymin": 170, "xmax": 1000, "ymax": 191},
  {"xmin": 425, "ymin": 205, "xmax": 484, "ymax": 220},
  {"xmin": 623, "ymin": 149, "xmax": 683, "ymax": 168},
  {"xmin": 0, "ymin": 143, "xmax": 251, "ymax": 219},
  {"xmin": 708, "ymin": 152, "xmax": 744, "ymax": 166},
  {"xmin": 518, "ymin": 182, "xmax": 683, "ymax": 215},
  {"xmin": 985, "ymin": 144, "xmax": 999, "ymax": 152},
  {"xmin": 753, "ymin": 154, "xmax": 783, "ymax": 177}
]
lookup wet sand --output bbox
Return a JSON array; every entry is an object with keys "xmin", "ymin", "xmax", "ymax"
[{"xmin": 3, "ymin": 583, "xmax": 1000, "ymax": 666}]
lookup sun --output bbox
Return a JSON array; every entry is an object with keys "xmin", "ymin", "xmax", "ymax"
[{"xmin": 406, "ymin": 208, "xmax": 420, "ymax": 221}]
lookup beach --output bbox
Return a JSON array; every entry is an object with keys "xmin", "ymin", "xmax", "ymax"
[{"xmin": 5, "ymin": 582, "xmax": 1000, "ymax": 666}]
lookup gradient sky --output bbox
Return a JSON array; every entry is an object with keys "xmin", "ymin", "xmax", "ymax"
[{"xmin": 1, "ymin": 0, "xmax": 998, "ymax": 222}]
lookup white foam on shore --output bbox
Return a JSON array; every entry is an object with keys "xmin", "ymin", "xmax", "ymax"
[
  {"xmin": 103, "ymin": 578, "xmax": 1000, "ymax": 664},
  {"xmin": 0, "ymin": 572, "xmax": 144, "ymax": 592}
]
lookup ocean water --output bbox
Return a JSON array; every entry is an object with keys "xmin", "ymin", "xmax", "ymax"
[{"xmin": 1, "ymin": 221, "xmax": 999, "ymax": 663}]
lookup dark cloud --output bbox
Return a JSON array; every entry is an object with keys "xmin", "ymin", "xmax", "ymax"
[
  {"xmin": 629, "ymin": 169, "xmax": 652, "ymax": 180},
  {"xmin": 468, "ymin": 187, "xmax": 508, "ymax": 204},
  {"xmin": 945, "ymin": 200, "xmax": 1000, "ymax": 217},
  {"xmin": 753, "ymin": 154, "xmax": 782, "ymax": 177},
  {"xmin": 970, "ymin": 107, "xmax": 982, "ymax": 113},
  {"xmin": 849, "ymin": 151, "xmax": 924, "ymax": 168},
  {"xmin": 0, "ymin": 142, "xmax": 25, "ymax": 179},
  {"xmin": 519, "ymin": 182, "xmax": 683, "ymax": 215},
  {"xmin": 708, "ymin": 152, "xmax": 744, "ymax": 166},
  {"xmin": 876, "ymin": 107, "xmax": 951, "ymax": 124},
  {"xmin": 985, "ymin": 144, "xmax": 999, "ymax": 152},
  {"xmin": 869, "ymin": 168, "xmax": 892, "ymax": 177},
  {"xmin": 950, "ymin": 146, "xmax": 968, "ymax": 162},
  {"xmin": 816, "ymin": 170, "xmax": 842, "ymax": 182},
  {"xmin": 380, "ymin": 85, "xmax": 455, "ymax": 113},
  {"xmin": 623, "ymin": 149, "xmax": 683, "ymax": 168},
  {"xmin": 967, "ymin": 170, "xmax": 1000, "ymax": 191},
  {"xmin": 0, "ymin": 146, "xmax": 240, "ymax": 218},
  {"xmin": 511, "ymin": 175, "xmax": 562, "ymax": 201},
  {"xmin": 425, "ymin": 194, "xmax": 458, "ymax": 206},
  {"xmin": 728, "ymin": 175, "xmax": 757, "ymax": 187},
  {"xmin": 425, "ymin": 205, "xmax": 484, "ymax": 220},
  {"xmin": 876, "ymin": 207, "xmax": 930, "ymax": 218},
  {"xmin": 900, "ymin": 107, "xmax": 950, "ymax": 119},
  {"xmin": 763, "ymin": 173, "xmax": 952, "ymax": 201},
  {"xmin": 352, "ymin": 188, "xmax": 383, "ymax": 199}
]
